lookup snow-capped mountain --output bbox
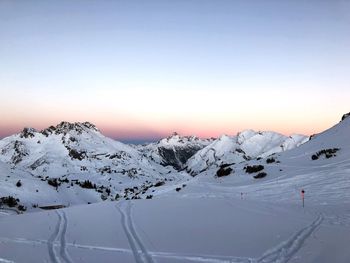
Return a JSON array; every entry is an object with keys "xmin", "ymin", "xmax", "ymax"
[
  {"xmin": 138, "ymin": 132, "xmax": 213, "ymax": 170},
  {"xmin": 0, "ymin": 122, "xmax": 141, "ymax": 174},
  {"xmin": 185, "ymin": 130, "xmax": 308, "ymax": 175},
  {"xmin": 186, "ymin": 112, "xmax": 350, "ymax": 206},
  {"xmin": 0, "ymin": 122, "xmax": 184, "ymax": 210}
]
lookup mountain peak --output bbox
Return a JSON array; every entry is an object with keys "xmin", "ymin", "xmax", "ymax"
[
  {"xmin": 41, "ymin": 121, "xmax": 99, "ymax": 136},
  {"xmin": 171, "ymin": 132, "xmax": 179, "ymax": 137},
  {"xmin": 161, "ymin": 132, "xmax": 203, "ymax": 145},
  {"xmin": 19, "ymin": 127, "xmax": 38, "ymax": 138}
]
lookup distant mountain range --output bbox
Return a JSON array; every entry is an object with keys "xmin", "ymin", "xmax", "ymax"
[{"xmin": 2, "ymin": 113, "xmax": 349, "ymax": 213}]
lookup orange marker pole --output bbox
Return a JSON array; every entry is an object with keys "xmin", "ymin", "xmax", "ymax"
[{"xmin": 301, "ymin": 189, "xmax": 305, "ymax": 208}]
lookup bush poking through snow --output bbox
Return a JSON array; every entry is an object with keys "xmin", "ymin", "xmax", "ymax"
[
  {"xmin": 311, "ymin": 155, "xmax": 318, "ymax": 160},
  {"xmin": 244, "ymin": 165, "xmax": 264, "ymax": 174},
  {"xmin": 16, "ymin": 180, "xmax": 22, "ymax": 187},
  {"xmin": 311, "ymin": 148, "xmax": 340, "ymax": 160},
  {"xmin": 154, "ymin": 181, "xmax": 165, "ymax": 187},
  {"xmin": 0, "ymin": 196, "xmax": 27, "ymax": 212},
  {"xmin": 79, "ymin": 180, "xmax": 96, "ymax": 189},
  {"xmin": 18, "ymin": 205, "xmax": 26, "ymax": 211},
  {"xmin": 254, "ymin": 172, "xmax": 267, "ymax": 179},
  {"xmin": 266, "ymin": 158, "xmax": 276, "ymax": 164},
  {"xmin": 176, "ymin": 187, "xmax": 182, "ymax": 192},
  {"xmin": 216, "ymin": 166, "xmax": 233, "ymax": 177},
  {"xmin": 47, "ymin": 178, "xmax": 60, "ymax": 188},
  {"xmin": 0, "ymin": 196, "xmax": 18, "ymax": 207},
  {"xmin": 146, "ymin": 195, "xmax": 153, "ymax": 199}
]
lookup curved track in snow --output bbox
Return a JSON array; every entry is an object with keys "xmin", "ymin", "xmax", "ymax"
[
  {"xmin": 256, "ymin": 214, "xmax": 323, "ymax": 263},
  {"xmin": 0, "ymin": 209, "xmax": 323, "ymax": 263},
  {"xmin": 116, "ymin": 201, "xmax": 155, "ymax": 263},
  {"xmin": 48, "ymin": 211, "xmax": 62, "ymax": 263},
  {"xmin": 59, "ymin": 211, "xmax": 73, "ymax": 263},
  {"xmin": 47, "ymin": 210, "xmax": 73, "ymax": 263}
]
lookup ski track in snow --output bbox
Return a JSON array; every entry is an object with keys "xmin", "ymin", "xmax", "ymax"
[
  {"xmin": 116, "ymin": 202, "xmax": 148, "ymax": 263},
  {"xmin": 59, "ymin": 211, "xmax": 73, "ymax": 263},
  {"xmin": 255, "ymin": 214, "xmax": 323, "ymax": 263},
  {"xmin": 116, "ymin": 203, "xmax": 143, "ymax": 263},
  {"xmin": 48, "ymin": 211, "xmax": 62, "ymax": 263},
  {"xmin": 46, "ymin": 210, "xmax": 72, "ymax": 263},
  {"xmin": 116, "ymin": 201, "xmax": 155, "ymax": 263},
  {"xmin": 149, "ymin": 252, "xmax": 252, "ymax": 263},
  {"xmin": 0, "ymin": 211, "xmax": 324, "ymax": 263},
  {"xmin": 126, "ymin": 202, "xmax": 156, "ymax": 263}
]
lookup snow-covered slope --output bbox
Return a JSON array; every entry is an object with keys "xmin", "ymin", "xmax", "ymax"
[
  {"xmin": 186, "ymin": 130, "xmax": 308, "ymax": 175},
  {"xmin": 182, "ymin": 113, "xmax": 350, "ymax": 206},
  {"xmin": 138, "ymin": 133, "xmax": 213, "ymax": 170},
  {"xmin": 1, "ymin": 197, "xmax": 338, "ymax": 263}
]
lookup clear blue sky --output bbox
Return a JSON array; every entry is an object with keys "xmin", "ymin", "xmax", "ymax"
[{"xmin": 0, "ymin": 0, "xmax": 349, "ymax": 141}]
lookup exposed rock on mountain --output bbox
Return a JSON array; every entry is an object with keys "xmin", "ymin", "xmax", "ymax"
[{"xmin": 138, "ymin": 132, "xmax": 213, "ymax": 170}]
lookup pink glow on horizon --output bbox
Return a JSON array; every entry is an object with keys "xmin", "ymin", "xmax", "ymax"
[{"xmin": 0, "ymin": 115, "xmax": 339, "ymax": 141}]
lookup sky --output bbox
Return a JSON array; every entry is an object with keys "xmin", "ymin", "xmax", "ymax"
[{"xmin": 0, "ymin": 0, "xmax": 349, "ymax": 142}]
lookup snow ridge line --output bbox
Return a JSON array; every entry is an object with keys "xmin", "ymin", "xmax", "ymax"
[
  {"xmin": 59, "ymin": 211, "xmax": 73, "ymax": 263},
  {"xmin": 116, "ymin": 201, "xmax": 155, "ymax": 263},
  {"xmin": 256, "ymin": 214, "xmax": 323, "ymax": 263},
  {"xmin": 48, "ymin": 211, "xmax": 62, "ymax": 263}
]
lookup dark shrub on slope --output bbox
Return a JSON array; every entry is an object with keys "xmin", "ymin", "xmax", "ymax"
[
  {"xmin": 0, "ymin": 196, "xmax": 19, "ymax": 207},
  {"xmin": 244, "ymin": 165, "xmax": 264, "ymax": 174},
  {"xmin": 311, "ymin": 148, "xmax": 340, "ymax": 160},
  {"xmin": 16, "ymin": 180, "xmax": 22, "ymax": 187},
  {"xmin": 154, "ymin": 181, "xmax": 165, "ymax": 187},
  {"xmin": 216, "ymin": 165, "xmax": 233, "ymax": 177},
  {"xmin": 266, "ymin": 158, "xmax": 275, "ymax": 164},
  {"xmin": 254, "ymin": 172, "xmax": 267, "ymax": 179},
  {"xmin": 47, "ymin": 178, "xmax": 60, "ymax": 188},
  {"xmin": 79, "ymin": 180, "xmax": 96, "ymax": 189}
]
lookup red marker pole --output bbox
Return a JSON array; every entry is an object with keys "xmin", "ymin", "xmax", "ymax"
[{"xmin": 301, "ymin": 189, "xmax": 305, "ymax": 208}]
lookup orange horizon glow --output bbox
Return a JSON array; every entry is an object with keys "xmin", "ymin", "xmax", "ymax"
[
  {"xmin": 1, "ymin": 85, "xmax": 348, "ymax": 141},
  {"xmin": 0, "ymin": 112, "xmax": 343, "ymax": 142}
]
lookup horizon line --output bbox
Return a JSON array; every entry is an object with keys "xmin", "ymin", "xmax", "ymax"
[{"xmin": 0, "ymin": 120, "xmax": 317, "ymax": 145}]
